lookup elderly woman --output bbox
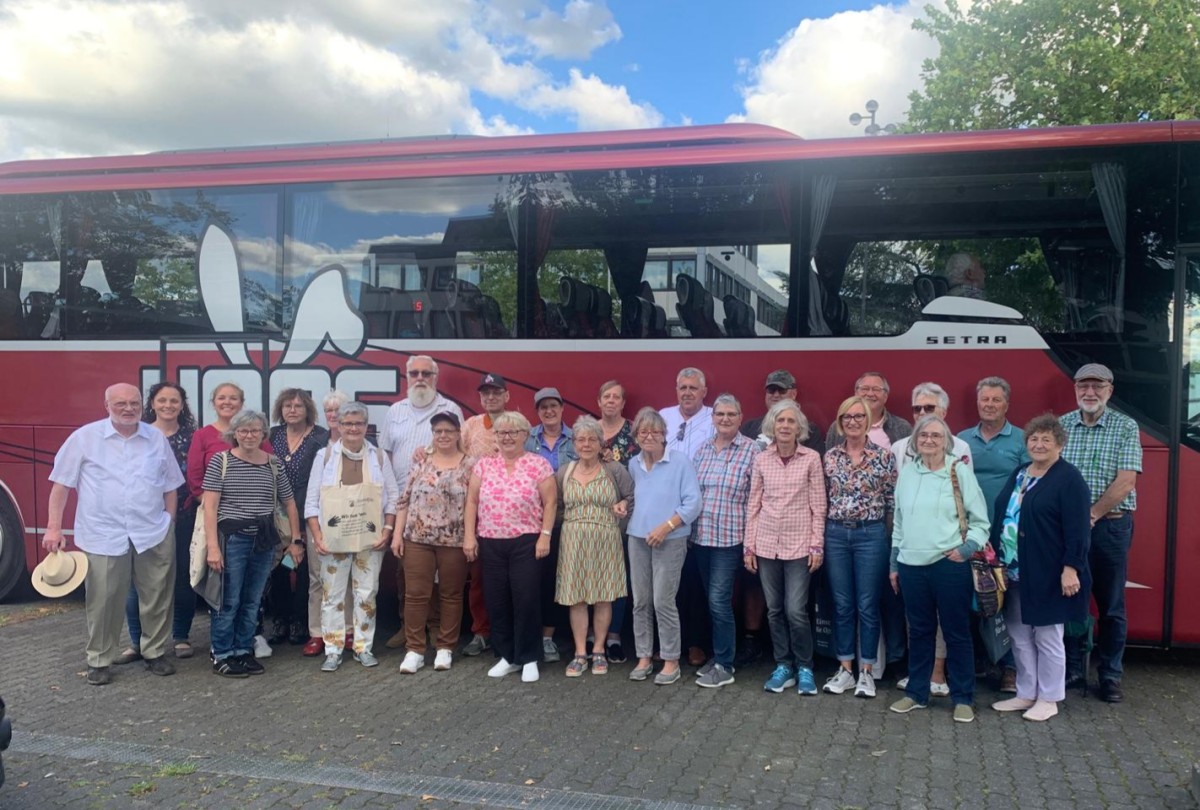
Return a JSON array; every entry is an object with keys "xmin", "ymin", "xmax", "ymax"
[
  {"xmin": 392, "ymin": 411, "xmax": 473, "ymax": 674},
  {"xmin": 322, "ymin": 389, "xmax": 351, "ymax": 442},
  {"xmin": 117, "ymin": 382, "xmax": 198, "ymax": 665},
  {"xmin": 821, "ymin": 395, "xmax": 897, "ymax": 699},
  {"xmin": 889, "ymin": 415, "xmax": 989, "ymax": 723},
  {"xmin": 598, "ymin": 379, "xmax": 638, "ymax": 663},
  {"xmin": 555, "ymin": 416, "xmax": 634, "ymax": 677},
  {"xmin": 626, "ymin": 407, "xmax": 702, "ymax": 685},
  {"xmin": 202, "ymin": 410, "xmax": 301, "ymax": 678},
  {"xmin": 305, "ymin": 402, "xmax": 398, "ymax": 672},
  {"xmin": 464, "ymin": 411, "xmax": 557, "ymax": 683},
  {"xmin": 745, "ymin": 400, "xmax": 827, "ymax": 696},
  {"xmin": 691, "ymin": 394, "xmax": 759, "ymax": 688},
  {"xmin": 990, "ymin": 414, "xmax": 1091, "ymax": 722},
  {"xmin": 267, "ymin": 389, "xmax": 328, "ymax": 649}
]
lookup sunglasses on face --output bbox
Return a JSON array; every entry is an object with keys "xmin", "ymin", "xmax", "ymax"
[
  {"xmin": 912, "ymin": 404, "xmax": 938, "ymax": 415},
  {"xmin": 408, "ymin": 370, "xmax": 435, "ymax": 378}
]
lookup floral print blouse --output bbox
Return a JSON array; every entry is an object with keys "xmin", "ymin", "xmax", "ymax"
[
  {"xmin": 398, "ymin": 454, "xmax": 474, "ymax": 547},
  {"xmin": 164, "ymin": 425, "xmax": 194, "ymax": 502},
  {"xmin": 473, "ymin": 453, "xmax": 554, "ymax": 539},
  {"xmin": 602, "ymin": 419, "xmax": 640, "ymax": 466},
  {"xmin": 823, "ymin": 440, "xmax": 897, "ymax": 522}
]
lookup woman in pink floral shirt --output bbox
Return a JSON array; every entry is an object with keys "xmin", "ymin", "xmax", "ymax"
[{"xmin": 465, "ymin": 411, "xmax": 558, "ymax": 684}]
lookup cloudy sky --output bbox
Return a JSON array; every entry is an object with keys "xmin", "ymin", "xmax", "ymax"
[{"xmin": 0, "ymin": 0, "xmax": 943, "ymax": 163}]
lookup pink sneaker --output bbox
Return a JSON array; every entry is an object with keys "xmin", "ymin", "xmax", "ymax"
[
  {"xmin": 991, "ymin": 697, "xmax": 1036, "ymax": 712},
  {"xmin": 1022, "ymin": 700, "xmax": 1059, "ymax": 722}
]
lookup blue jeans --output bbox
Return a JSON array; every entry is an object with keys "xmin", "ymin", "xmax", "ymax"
[
  {"xmin": 758, "ymin": 557, "xmax": 813, "ymax": 670},
  {"xmin": 898, "ymin": 558, "xmax": 974, "ymax": 706},
  {"xmin": 1074, "ymin": 513, "xmax": 1132, "ymax": 682},
  {"xmin": 209, "ymin": 533, "xmax": 273, "ymax": 661},
  {"xmin": 125, "ymin": 507, "xmax": 198, "ymax": 646},
  {"xmin": 693, "ymin": 544, "xmax": 742, "ymax": 668},
  {"xmin": 824, "ymin": 520, "xmax": 887, "ymax": 665}
]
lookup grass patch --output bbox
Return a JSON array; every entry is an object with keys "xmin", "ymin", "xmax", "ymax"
[
  {"xmin": 128, "ymin": 781, "xmax": 156, "ymax": 797},
  {"xmin": 154, "ymin": 762, "xmax": 197, "ymax": 777}
]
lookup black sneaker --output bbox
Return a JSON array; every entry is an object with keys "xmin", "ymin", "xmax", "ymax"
[
  {"xmin": 733, "ymin": 634, "xmax": 762, "ymax": 669},
  {"xmin": 212, "ymin": 657, "xmax": 249, "ymax": 679},
  {"xmin": 238, "ymin": 654, "xmax": 265, "ymax": 676},
  {"xmin": 606, "ymin": 641, "xmax": 627, "ymax": 664}
]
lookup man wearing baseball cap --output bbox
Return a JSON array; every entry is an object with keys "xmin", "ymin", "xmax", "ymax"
[
  {"xmin": 1060, "ymin": 363, "xmax": 1141, "ymax": 703},
  {"xmin": 741, "ymin": 370, "xmax": 824, "ymax": 454}
]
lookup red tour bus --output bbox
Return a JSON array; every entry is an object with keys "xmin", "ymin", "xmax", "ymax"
[{"xmin": 1, "ymin": 122, "xmax": 1199, "ymax": 647}]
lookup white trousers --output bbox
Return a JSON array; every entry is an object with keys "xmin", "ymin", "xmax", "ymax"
[
  {"xmin": 319, "ymin": 549, "xmax": 383, "ymax": 655},
  {"xmin": 1006, "ymin": 583, "xmax": 1066, "ymax": 702}
]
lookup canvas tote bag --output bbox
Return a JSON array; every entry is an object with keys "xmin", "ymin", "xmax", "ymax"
[{"xmin": 318, "ymin": 446, "xmax": 384, "ymax": 554}]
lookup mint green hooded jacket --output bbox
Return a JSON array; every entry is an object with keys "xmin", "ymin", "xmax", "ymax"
[{"xmin": 890, "ymin": 457, "xmax": 990, "ymax": 571}]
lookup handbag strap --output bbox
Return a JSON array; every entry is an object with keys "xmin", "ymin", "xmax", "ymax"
[{"xmin": 948, "ymin": 460, "xmax": 968, "ymax": 541}]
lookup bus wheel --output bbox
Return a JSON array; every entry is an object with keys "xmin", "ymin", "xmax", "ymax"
[{"xmin": 0, "ymin": 497, "xmax": 27, "ymax": 602}]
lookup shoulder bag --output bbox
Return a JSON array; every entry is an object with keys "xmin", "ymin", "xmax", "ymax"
[{"xmin": 949, "ymin": 460, "xmax": 1007, "ymax": 617}]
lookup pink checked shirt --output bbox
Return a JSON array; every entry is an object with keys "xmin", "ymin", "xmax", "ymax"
[
  {"xmin": 744, "ymin": 445, "xmax": 827, "ymax": 560},
  {"xmin": 473, "ymin": 453, "xmax": 553, "ymax": 538}
]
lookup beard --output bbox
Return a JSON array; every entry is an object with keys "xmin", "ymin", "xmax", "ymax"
[{"xmin": 408, "ymin": 386, "xmax": 436, "ymax": 408}]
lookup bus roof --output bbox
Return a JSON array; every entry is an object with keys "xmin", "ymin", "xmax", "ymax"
[{"xmin": 1, "ymin": 120, "xmax": 1197, "ymax": 195}]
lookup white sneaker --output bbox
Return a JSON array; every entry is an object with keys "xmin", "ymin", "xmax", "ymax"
[
  {"xmin": 823, "ymin": 668, "xmax": 856, "ymax": 694},
  {"xmin": 854, "ymin": 670, "xmax": 877, "ymax": 698},
  {"xmin": 253, "ymin": 635, "xmax": 272, "ymax": 659},
  {"xmin": 433, "ymin": 649, "xmax": 453, "ymax": 671},
  {"xmin": 521, "ymin": 662, "xmax": 540, "ymax": 683},
  {"xmin": 488, "ymin": 658, "xmax": 520, "ymax": 678},
  {"xmin": 399, "ymin": 651, "xmax": 425, "ymax": 674},
  {"xmin": 930, "ymin": 681, "xmax": 950, "ymax": 697},
  {"xmin": 896, "ymin": 676, "xmax": 909, "ymax": 689}
]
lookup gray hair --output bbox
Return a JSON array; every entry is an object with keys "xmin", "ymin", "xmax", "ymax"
[
  {"xmin": 338, "ymin": 401, "xmax": 369, "ymax": 422},
  {"xmin": 855, "ymin": 372, "xmax": 889, "ymax": 393},
  {"xmin": 322, "ymin": 389, "xmax": 350, "ymax": 411},
  {"xmin": 712, "ymin": 393, "xmax": 742, "ymax": 415},
  {"xmin": 945, "ymin": 252, "xmax": 975, "ymax": 285},
  {"xmin": 492, "ymin": 410, "xmax": 531, "ymax": 434},
  {"xmin": 676, "ymin": 367, "xmax": 707, "ymax": 388},
  {"xmin": 911, "ymin": 382, "xmax": 950, "ymax": 412},
  {"xmin": 631, "ymin": 406, "xmax": 667, "ymax": 437},
  {"xmin": 220, "ymin": 409, "xmax": 268, "ymax": 445},
  {"xmin": 406, "ymin": 355, "xmax": 438, "ymax": 374},
  {"xmin": 976, "ymin": 376, "xmax": 1011, "ymax": 401},
  {"xmin": 908, "ymin": 414, "xmax": 955, "ymax": 462},
  {"xmin": 571, "ymin": 415, "xmax": 604, "ymax": 443},
  {"xmin": 762, "ymin": 399, "xmax": 810, "ymax": 443}
]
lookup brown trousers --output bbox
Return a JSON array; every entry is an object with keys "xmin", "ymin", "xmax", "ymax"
[{"xmin": 402, "ymin": 543, "xmax": 468, "ymax": 653}]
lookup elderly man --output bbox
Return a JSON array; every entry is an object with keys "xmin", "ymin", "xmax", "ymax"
[
  {"xmin": 44, "ymin": 383, "xmax": 184, "ymax": 685},
  {"xmin": 960, "ymin": 375, "xmax": 1028, "ymax": 693},
  {"xmin": 380, "ymin": 355, "xmax": 463, "ymax": 649},
  {"xmin": 826, "ymin": 372, "xmax": 912, "ymax": 452},
  {"xmin": 459, "ymin": 372, "xmax": 510, "ymax": 656},
  {"xmin": 660, "ymin": 367, "xmax": 714, "ymax": 460},
  {"xmin": 741, "ymin": 369, "xmax": 824, "ymax": 454},
  {"xmin": 889, "ymin": 382, "xmax": 973, "ymax": 469},
  {"xmin": 945, "ymin": 252, "xmax": 987, "ymax": 300},
  {"xmin": 1061, "ymin": 363, "xmax": 1141, "ymax": 703}
]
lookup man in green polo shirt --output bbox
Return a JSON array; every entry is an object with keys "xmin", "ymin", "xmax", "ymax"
[
  {"xmin": 960, "ymin": 375, "xmax": 1029, "ymax": 694},
  {"xmin": 1060, "ymin": 363, "xmax": 1141, "ymax": 704}
]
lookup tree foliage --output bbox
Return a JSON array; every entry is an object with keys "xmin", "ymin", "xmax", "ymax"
[
  {"xmin": 475, "ymin": 249, "xmax": 615, "ymax": 329},
  {"xmin": 906, "ymin": 0, "xmax": 1200, "ymax": 132}
]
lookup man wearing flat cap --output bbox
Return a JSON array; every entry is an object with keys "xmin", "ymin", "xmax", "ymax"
[{"xmin": 1060, "ymin": 363, "xmax": 1141, "ymax": 703}]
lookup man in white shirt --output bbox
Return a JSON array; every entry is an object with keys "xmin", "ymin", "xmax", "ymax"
[
  {"xmin": 43, "ymin": 382, "xmax": 184, "ymax": 685},
  {"xmin": 890, "ymin": 382, "xmax": 974, "ymax": 470},
  {"xmin": 659, "ymin": 367, "xmax": 714, "ymax": 461},
  {"xmin": 379, "ymin": 355, "xmax": 463, "ymax": 648}
]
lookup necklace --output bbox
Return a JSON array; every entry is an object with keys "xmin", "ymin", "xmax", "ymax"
[{"xmin": 284, "ymin": 427, "xmax": 310, "ymax": 462}]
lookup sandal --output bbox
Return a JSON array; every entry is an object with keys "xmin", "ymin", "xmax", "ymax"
[
  {"xmin": 113, "ymin": 647, "xmax": 142, "ymax": 665},
  {"xmin": 590, "ymin": 653, "xmax": 608, "ymax": 676},
  {"xmin": 565, "ymin": 656, "xmax": 588, "ymax": 677},
  {"xmin": 174, "ymin": 641, "xmax": 194, "ymax": 659}
]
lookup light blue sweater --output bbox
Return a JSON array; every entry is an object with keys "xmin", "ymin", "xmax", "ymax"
[
  {"xmin": 628, "ymin": 449, "xmax": 702, "ymax": 540},
  {"xmin": 891, "ymin": 457, "xmax": 990, "ymax": 571}
]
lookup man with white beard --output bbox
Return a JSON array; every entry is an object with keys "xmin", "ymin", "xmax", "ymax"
[{"xmin": 380, "ymin": 355, "xmax": 463, "ymax": 648}]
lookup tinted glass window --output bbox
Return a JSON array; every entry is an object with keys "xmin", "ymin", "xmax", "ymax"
[{"xmin": 0, "ymin": 194, "xmax": 60, "ymax": 339}]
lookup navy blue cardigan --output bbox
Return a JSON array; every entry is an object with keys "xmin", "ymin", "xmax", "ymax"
[{"xmin": 989, "ymin": 459, "xmax": 1092, "ymax": 627}]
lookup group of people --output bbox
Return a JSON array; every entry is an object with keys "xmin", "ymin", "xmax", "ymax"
[{"xmin": 39, "ymin": 354, "xmax": 1140, "ymax": 724}]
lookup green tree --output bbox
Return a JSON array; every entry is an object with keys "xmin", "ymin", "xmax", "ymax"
[
  {"xmin": 475, "ymin": 248, "xmax": 617, "ymax": 330},
  {"xmin": 907, "ymin": 0, "xmax": 1200, "ymax": 132}
]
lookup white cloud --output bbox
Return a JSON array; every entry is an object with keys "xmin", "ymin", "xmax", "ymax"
[
  {"xmin": 730, "ymin": 1, "xmax": 941, "ymax": 139},
  {"xmin": 526, "ymin": 68, "xmax": 663, "ymax": 130},
  {"xmin": 523, "ymin": 0, "xmax": 621, "ymax": 59}
]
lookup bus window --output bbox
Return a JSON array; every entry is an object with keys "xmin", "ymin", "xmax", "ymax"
[
  {"xmin": 0, "ymin": 195, "xmax": 61, "ymax": 339},
  {"xmin": 287, "ymin": 176, "xmax": 515, "ymax": 339}
]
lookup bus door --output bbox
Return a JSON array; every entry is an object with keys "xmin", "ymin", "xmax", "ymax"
[{"xmin": 1172, "ymin": 249, "xmax": 1200, "ymax": 644}]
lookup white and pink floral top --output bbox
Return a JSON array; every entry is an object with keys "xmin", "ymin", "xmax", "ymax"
[{"xmin": 473, "ymin": 453, "xmax": 554, "ymax": 539}]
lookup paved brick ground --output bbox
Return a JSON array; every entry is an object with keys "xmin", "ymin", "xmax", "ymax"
[{"xmin": 0, "ymin": 596, "xmax": 1197, "ymax": 809}]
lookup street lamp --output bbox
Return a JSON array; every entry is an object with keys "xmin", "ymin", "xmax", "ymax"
[{"xmin": 849, "ymin": 100, "xmax": 897, "ymax": 136}]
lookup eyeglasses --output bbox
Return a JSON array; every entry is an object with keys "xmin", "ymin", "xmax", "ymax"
[
  {"xmin": 916, "ymin": 431, "xmax": 945, "ymax": 441},
  {"xmin": 432, "ymin": 428, "xmax": 459, "ymax": 436},
  {"xmin": 713, "ymin": 411, "xmax": 739, "ymax": 420},
  {"xmin": 637, "ymin": 430, "xmax": 664, "ymax": 440},
  {"xmin": 108, "ymin": 401, "xmax": 141, "ymax": 411},
  {"xmin": 495, "ymin": 430, "xmax": 524, "ymax": 438},
  {"xmin": 912, "ymin": 404, "xmax": 938, "ymax": 415},
  {"xmin": 840, "ymin": 413, "xmax": 867, "ymax": 423},
  {"xmin": 408, "ymin": 370, "xmax": 435, "ymax": 378},
  {"xmin": 339, "ymin": 421, "xmax": 366, "ymax": 430},
  {"xmin": 855, "ymin": 385, "xmax": 885, "ymax": 394},
  {"xmin": 235, "ymin": 428, "xmax": 263, "ymax": 436},
  {"xmin": 1074, "ymin": 382, "xmax": 1110, "ymax": 392}
]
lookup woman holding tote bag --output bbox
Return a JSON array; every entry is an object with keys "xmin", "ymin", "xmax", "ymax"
[{"xmin": 305, "ymin": 402, "xmax": 399, "ymax": 673}]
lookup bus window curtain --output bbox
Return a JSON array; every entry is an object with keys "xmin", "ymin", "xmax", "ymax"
[
  {"xmin": 1092, "ymin": 162, "xmax": 1126, "ymax": 332},
  {"xmin": 602, "ymin": 243, "xmax": 648, "ymax": 302},
  {"xmin": 805, "ymin": 175, "xmax": 839, "ymax": 336}
]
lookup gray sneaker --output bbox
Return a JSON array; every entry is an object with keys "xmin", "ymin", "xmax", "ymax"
[
  {"xmin": 320, "ymin": 653, "xmax": 341, "ymax": 672},
  {"xmin": 695, "ymin": 658, "xmax": 716, "ymax": 678},
  {"xmin": 355, "ymin": 650, "xmax": 379, "ymax": 668},
  {"xmin": 696, "ymin": 663, "xmax": 735, "ymax": 688},
  {"xmin": 461, "ymin": 634, "xmax": 490, "ymax": 657},
  {"xmin": 542, "ymin": 636, "xmax": 560, "ymax": 663}
]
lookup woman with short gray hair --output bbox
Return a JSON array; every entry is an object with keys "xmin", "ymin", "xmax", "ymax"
[
  {"xmin": 555, "ymin": 416, "xmax": 635, "ymax": 676},
  {"xmin": 321, "ymin": 389, "xmax": 351, "ymax": 443},
  {"xmin": 203, "ymin": 409, "xmax": 301, "ymax": 678}
]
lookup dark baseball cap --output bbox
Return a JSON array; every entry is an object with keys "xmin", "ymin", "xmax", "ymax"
[
  {"xmin": 430, "ymin": 411, "xmax": 460, "ymax": 429},
  {"xmin": 478, "ymin": 373, "xmax": 507, "ymax": 391},
  {"xmin": 765, "ymin": 370, "xmax": 796, "ymax": 390}
]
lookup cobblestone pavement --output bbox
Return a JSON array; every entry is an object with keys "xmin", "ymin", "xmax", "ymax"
[{"xmin": 0, "ymin": 596, "xmax": 1197, "ymax": 809}]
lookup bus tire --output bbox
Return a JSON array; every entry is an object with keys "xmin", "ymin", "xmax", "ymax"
[{"xmin": 0, "ymin": 496, "xmax": 27, "ymax": 603}]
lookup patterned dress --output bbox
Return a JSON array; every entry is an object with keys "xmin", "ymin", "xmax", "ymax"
[{"xmin": 556, "ymin": 472, "xmax": 627, "ymax": 605}]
